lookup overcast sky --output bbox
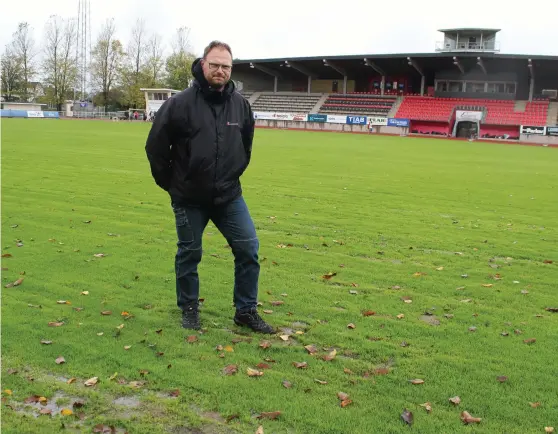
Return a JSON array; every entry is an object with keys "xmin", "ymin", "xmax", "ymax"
[{"xmin": 2, "ymin": 0, "xmax": 558, "ymax": 60}]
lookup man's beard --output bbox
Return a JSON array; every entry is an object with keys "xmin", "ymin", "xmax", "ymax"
[{"xmin": 208, "ymin": 75, "xmax": 227, "ymax": 88}]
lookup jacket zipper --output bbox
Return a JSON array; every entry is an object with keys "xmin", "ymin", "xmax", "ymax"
[{"xmin": 210, "ymin": 104, "xmax": 219, "ymax": 198}]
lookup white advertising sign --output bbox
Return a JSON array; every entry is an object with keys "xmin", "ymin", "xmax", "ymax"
[
  {"xmin": 27, "ymin": 111, "xmax": 44, "ymax": 118},
  {"xmin": 254, "ymin": 112, "xmax": 307, "ymax": 121},
  {"xmin": 254, "ymin": 112, "xmax": 276, "ymax": 120},
  {"xmin": 456, "ymin": 110, "xmax": 483, "ymax": 121},
  {"xmin": 326, "ymin": 115, "xmax": 347, "ymax": 124},
  {"xmin": 369, "ymin": 116, "xmax": 388, "ymax": 126},
  {"xmin": 147, "ymin": 101, "xmax": 164, "ymax": 113}
]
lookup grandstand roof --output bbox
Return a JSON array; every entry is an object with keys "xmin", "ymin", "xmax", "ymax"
[
  {"xmin": 437, "ymin": 28, "xmax": 501, "ymax": 33},
  {"xmin": 233, "ymin": 52, "xmax": 558, "ymax": 79}
]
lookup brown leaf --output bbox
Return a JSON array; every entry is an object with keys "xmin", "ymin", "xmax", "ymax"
[
  {"xmin": 321, "ymin": 272, "xmax": 337, "ymax": 280},
  {"xmin": 256, "ymin": 363, "xmax": 271, "ymax": 370},
  {"xmin": 129, "ymin": 381, "xmax": 145, "ymax": 388},
  {"xmin": 396, "ymin": 314, "xmax": 405, "ymax": 319},
  {"xmin": 39, "ymin": 408, "xmax": 52, "ymax": 415},
  {"xmin": 5, "ymin": 277, "xmax": 24, "ymax": 288},
  {"xmin": 413, "ymin": 271, "xmax": 427, "ymax": 277},
  {"xmin": 259, "ymin": 340, "xmax": 272, "ymax": 349},
  {"xmin": 48, "ymin": 321, "xmax": 64, "ymax": 327},
  {"xmin": 496, "ymin": 375, "xmax": 508, "ymax": 383},
  {"xmin": 449, "ymin": 396, "xmax": 461, "ymax": 405},
  {"xmin": 322, "ymin": 349, "xmax": 337, "ymax": 361},
  {"xmin": 84, "ymin": 377, "xmax": 98, "ymax": 387},
  {"xmin": 545, "ymin": 307, "xmax": 558, "ymax": 312},
  {"xmin": 343, "ymin": 368, "xmax": 353, "ymax": 374},
  {"xmin": 215, "ymin": 345, "xmax": 224, "ymax": 351},
  {"xmin": 374, "ymin": 368, "xmax": 390, "ymax": 376},
  {"xmin": 529, "ymin": 402, "xmax": 541, "ymax": 408},
  {"xmin": 100, "ymin": 311, "xmax": 112, "ymax": 316},
  {"xmin": 67, "ymin": 378, "xmax": 76, "ymax": 384},
  {"xmin": 420, "ymin": 402, "xmax": 432, "ymax": 413},
  {"xmin": 314, "ymin": 379, "xmax": 328, "ymax": 385},
  {"xmin": 257, "ymin": 411, "xmax": 281, "ymax": 420},
  {"xmin": 1, "ymin": 253, "xmax": 13, "ymax": 258},
  {"xmin": 337, "ymin": 392, "xmax": 349, "ymax": 401},
  {"xmin": 93, "ymin": 425, "xmax": 115, "ymax": 433},
  {"xmin": 347, "ymin": 323, "xmax": 356, "ymax": 329},
  {"xmin": 543, "ymin": 260, "xmax": 553, "ymax": 264},
  {"xmin": 247, "ymin": 368, "xmax": 264, "ymax": 377},
  {"xmin": 279, "ymin": 334, "xmax": 290, "ymax": 341},
  {"xmin": 362, "ymin": 310, "xmax": 375, "ymax": 316},
  {"xmin": 304, "ymin": 344, "xmax": 318, "ymax": 354},
  {"xmin": 409, "ymin": 379, "xmax": 425, "ymax": 385},
  {"xmin": 401, "ymin": 409, "xmax": 414, "ymax": 425},
  {"xmin": 270, "ymin": 301, "xmax": 284, "ymax": 306},
  {"xmin": 72, "ymin": 400, "xmax": 85, "ymax": 408},
  {"xmin": 186, "ymin": 335, "xmax": 198, "ymax": 343},
  {"xmin": 55, "ymin": 356, "xmax": 66, "ymax": 365},
  {"xmin": 24, "ymin": 395, "xmax": 42, "ymax": 404},
  {"xmin": 262, "ymin": 309, "xmax": 273, "ymax": 314},
  {"xmin": 169, "ymin": 389, "xmax": 180, "ymax": 397},
  {"xmin": 293, "ymin": 362, "xmax": 308, "ymax": 369},
  {"xmin": 223, "ymin": 364, "xmax": 238, "ymax": 375},
  {"xmin": 461, "ymin": 411, "xmax": 482, "ymax": 424},
  {"xmin": 482, "ymin": 283, "xmax": 493, "ymax": 288},
  {"xmin": 340, "ymin": 399, "xmax": 353, "ymax": 407},
  {"xmin": 524, "ymin": 338, "xmax": 536, "ymax": 344},
  {"xmin": 282, "ymin": 380, "xmax": 292, "ymax": 388},
  {"xmin": 544, "ymin": 428, "xmax": 554, "ymax": 433}
]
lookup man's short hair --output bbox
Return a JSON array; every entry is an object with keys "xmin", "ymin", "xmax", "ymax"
[{"xmin": 203, "ymin": 41, "xmax": 233, "ymax": 59}]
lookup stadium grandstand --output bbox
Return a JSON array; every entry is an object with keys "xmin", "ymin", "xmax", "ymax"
[{"xmin": 231, "ymin": 28, "xmax": 558, "ymax": 142}]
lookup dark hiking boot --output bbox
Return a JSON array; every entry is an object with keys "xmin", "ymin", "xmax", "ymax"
[
  {"xmin": 234, "ymin": 308, "xmax": 275, "ymax": 334},
  {"xmin": 182, "ymin": 304, "xmax": 200, "ymax": 330}
]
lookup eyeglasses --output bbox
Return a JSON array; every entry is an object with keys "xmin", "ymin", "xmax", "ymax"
[{"xmin": 207, "ymin": 62, "xmax": 232, "ymax": 73}]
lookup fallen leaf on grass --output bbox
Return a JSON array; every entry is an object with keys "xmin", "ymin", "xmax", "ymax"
[
  {"xmin": 84, "ymin": 377, "xmax": 98, "ymax": 387},
  {"xmin": 279, "ymin": 335, "xmax": 290, "ymax": 341},
  {"xmin": 100, "ymin": 311, "xmax": 112, "ymax": 316},
  {"xmin": 256, "ymin": 363, "xmax": 271, "ymax": 370},
  {"xmin": 545, "ymin": 307, "xmax": 558, "ymax": 312},
  {"xmin": 337, "ymin": 392, "xmax": 349, "ymax": 401},
  {"xmin": 374, "ymin": 368, "xmax": 390, "ymax": 376},
  {"xmin": 39, "ymin": 408, "xmax": 52, "ymax": 415},
  {"xmin": 139, "ymin": 369, "xmax": 149, "ymax": 376},
  {"xmin": 362, "ymin": 310, "xmax": 375, "ymax": 316},
  {"xmin": 7, "ymin": 368, "xmax": 18, "ymax": 375},
  {"xmin": 349, "ymin": 290, "xmax": 358, "ymax": 295},
  {"xmin": 247, "ymin": 368, "xmax": 264, "ymax": 377},
  {"xmin": 270, "ymin": 300, "xmax": 284, "ymax": 306},
  {"xmin": 545, "ymin": 427, "xmax": 554, "ymax": 433},
  {"xmin": 524, "ymin": 338, "xmax": 536, "ymax": 344},
  {"xmin": 67, "ymin": 378, "xmax": 76, "ymax": 384},
  {"xmin": 497, "ymin": 376, "xmax": 508, "ymax": 383},
  {"xmin": 529, "ymin": 402, "xmax": 541, "ymax": 408},
  {"xmin": 129, "ymin": 381, "xmax": 145, "ymax": 388},
  {"xmin": 93, "ymin": 253, "xmax": 106, "ymax": 258},
  {"xmin": 396, "ymin": 314, "xmax": 405, "ymax": 319},
  {"xmin": 469, "ymin": 326, "xmax": 477, "ymax": 332},
  {"xmin": 340, "ymin": 399, "xmax": 353, "ymax": 407},
  {"xmin": 322, "ymin": 349, "xmax": 337, "ymax": 361},
  {"xmin": 80, "ymin": 291, "xmax": 89, "ymax": 295},
  {"xmin": 435, "ymin": 266, "xmax": 444, "ymax": 271},
  {"xmin": 259, "ymin": 340, "xmax": 272, "ymax": 349},
  {"xmin": 461, "ymin": 411, "xmax": 482, "ymax": 424},
  {"xmin": 5, "ymin": 277, "xmax": 24, "ymax": 288},
  {"xmin": 224, "ymin": 345, "xmax": 234, "ymax": 352},
  {"xmin": 56, "ymin": 300, "xmax": 71, "ymax": 305},
  {"xmin": 304, "ymin": 345, "xmax": 318, "ymax": 354},
  {"xmin": 55, "ymin": 356, "xmax": 65, "ymax": 365},
  {"xmin": 315, "ymin": 379, "xmax": 328, "ymax": 385},
  {"xmin": 543, "ymin": 260, "xmax": 553, "ymax": 264},
  {"xmin": 48, "ymin": 321, "xmax": 64, "ymax": 327},
  {"xmin": 60, "ymin": 408, "xmax": 73, "ymax": 416},
  {"xmin": 292, "ymin": 362, "xmax": 308, "ymax": 369},
  {"xmin": 322, "ymin": 272, "xmax": 337, "ymax": 280},
  {"xmin": 401, "ymin": 409, "xmax": 414, "ymax": 425},
  {"xmin": 257, "ymin": 411, "xmax": 281, "ymax": 420},
  {"xmin": 1, "ymin": 253, "xmax": 13, "ymax": 258},
  {"xmin": 401, "ymin": 296, "xmax": 412, "ymax": 304},
  {"xmin": 223, "ymin": 365, "xmax": 238, "ymax": 375},
  {"xmin": 420, "ymin": 402, "xmax": 432, "ymax": 413},
  {"xmin": 93, "ymin": 425, "xmax": 116, "ymax": 433},
  {"xmin": 409, "ymin": 379, "xmax": 424, "ymax": 385},
  {"xmin": 282, "ymin": 380, "xmax": 292, "ymax": 388},
  {"xmin": 40, "ymin": 340, "xmax": 53, "ymax": 345},
  {"xmin": 482, "ymin": 284, "xmax": 493, "ymax": 288},
  {"xmin": 262, "ymin": 310, "xmax": 273, "ymax": 314},
  {"xmin": 124, "ymin": 346, "xmax": 131, "ymax": 350},
  {"xmin": 413, "ymin": 272, "xmax": 427, "ymax": 277},
  {"xmin": 347, "ymin": 323, "xmax": 356, "ymax": 329},
  {"xmin": 186, "ymin": 335, "xmax": 198, "ymax": 343},
  {"xmin": 344, "ymin": 368, "xmax": 353, "ymax": 374},
  {"xmin": 449, "ymin": 396, "xmax": 461, "ymax": 405}
]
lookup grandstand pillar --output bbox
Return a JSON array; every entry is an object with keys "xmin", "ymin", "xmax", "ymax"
[
  {"xmin": 274, "ymin": 77, "xmax": 278, "ymax": 93},
  {"xmin": 308, "ymin": 76, "xmax": 312, "ymax": 94},
  {"xmin": 420, "ymin": 76, "xmax": 425, "ymax": 96},
  {"xmin": 343, "ymin": 76, "xmax": 347, "ymax": 94},
  {"xmin": 381, "ymin": 76, "xmax": 385, "ymax": 96},
  {"xmin": 529, "ymin": 78, "xmax": 534, "ymax": 101}
]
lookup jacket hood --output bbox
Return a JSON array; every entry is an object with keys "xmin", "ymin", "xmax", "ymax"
[{"xmin": 191, "ymin": 57, "xmax": 235, "ymax": 101}]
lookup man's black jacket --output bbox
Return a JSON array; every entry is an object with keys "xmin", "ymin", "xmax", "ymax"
[{"xmin": 145, "ymin": 58, "xmax": 255, "ymax": 206}]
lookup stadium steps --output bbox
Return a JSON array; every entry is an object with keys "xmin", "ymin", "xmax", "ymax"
[
  {"xmin": 310, "ymin": 94, "xmax": 329, "ymax": 113},
  {"xmin": 547, "ymin": 102, "xmax": 558, "ymax": 126},
  {"xmin": 248, "ymin": 92, "xmax": 261, "ymax": 105},
  {"xmin": 514, "ymin": 100, "xmax": 527, "ymax": 112},
  {"xmin": 387, "ymin": 96, "xmax": 404, "ymax": 118}
]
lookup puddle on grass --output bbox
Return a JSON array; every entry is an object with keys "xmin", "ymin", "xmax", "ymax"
[
  {"xmin": 190, "ymin": 405, "xmax": 225, "ymax": 423},
  {"xmin": 16, "ymin": 392, "xmax": 86, "ymax": 418},
  {"xmin": 420, "ymin": 315, "xmax": 441, "ymax": 326},
  {"xmin": 112, "ymin": 396, "xmax": 141, "ymax": 407},
  {"xmin": 291, "ymin": 321, "xmax": 310, "ymax": 329}
]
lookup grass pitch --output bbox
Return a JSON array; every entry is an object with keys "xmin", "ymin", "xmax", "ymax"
[{"xmin": 1, "ymin": 118, "xmax": 558, "ymax": 433}]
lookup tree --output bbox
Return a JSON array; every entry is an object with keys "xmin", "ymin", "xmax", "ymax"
[
  {"xmin": 165, "ymin": 27, "xmax": 195, "ymax": 91},
  {"xmin": 91, "ymin": 19, "xmax": 124, "ymax": 110},
  {"xmin": 1, "ymin": 46, "xmax": 23, "ymax": 101},
  {"xmin": 43, "ymin": 15, "xmax": 78, "ymax": 110},
  {"xmin": 145, "ymin": 33, "xmax": 165, "ymax": 87},
  {"xmin": 119, "ymin": 19, "xmax": 148, "ymax": 108},
  {"xmin": 11, "ymin": 22, "xmax": 37, "ymax": 101}
]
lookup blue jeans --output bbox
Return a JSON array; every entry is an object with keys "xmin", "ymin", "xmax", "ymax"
[{"xmin": 172, "ymin": 196, "xmax": 260, "ymax": 312}]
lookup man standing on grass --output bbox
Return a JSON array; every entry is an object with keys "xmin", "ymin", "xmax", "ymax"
[{"xmin": 145, "ymin": 41, "xmax": 274, "ymax": 334}]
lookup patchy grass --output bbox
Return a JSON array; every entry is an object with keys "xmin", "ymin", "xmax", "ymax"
[{"xmin": 1, "ymin": 118, "xmax": 558, "ymax": 433}]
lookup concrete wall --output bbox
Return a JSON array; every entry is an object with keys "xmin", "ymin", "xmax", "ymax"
[
  {"xmin": 231, "ymin": 70, "xmax": 274, "ymax": 92},
  {"xmin": 255, "ymin": 119, "xmax": 405, "ymax": 135},
  {"xmin": 519, "ymin": 134, "xmax": 558, "ymax": 145}
]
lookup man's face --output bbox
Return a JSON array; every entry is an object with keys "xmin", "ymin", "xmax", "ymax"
[{"xmin": 202, "ymin": 48, "xmax": 233, "ymax": 88}]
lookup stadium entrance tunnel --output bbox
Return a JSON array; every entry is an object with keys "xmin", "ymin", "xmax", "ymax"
[{"xmin": 454, "ymin": 120, "xmax": 479, "ymax": 138}]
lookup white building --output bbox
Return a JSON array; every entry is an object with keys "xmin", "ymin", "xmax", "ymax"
[{"xmin": 140, "ymin": 88, "xmax": 181, "ymax": 114}]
